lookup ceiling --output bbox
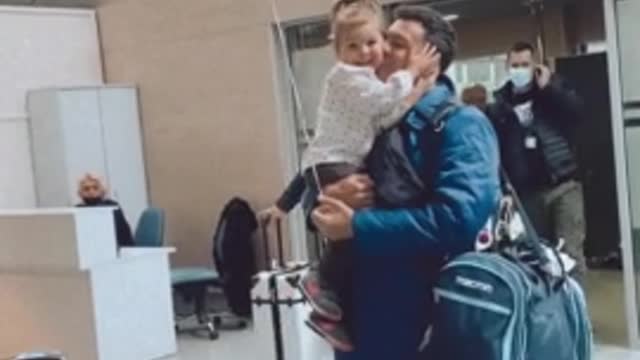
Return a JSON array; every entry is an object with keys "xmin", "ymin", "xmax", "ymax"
[
  {"xmin": 401, "ymin": 0, "xmax": 578, "ymax": 21},
  {"xmin": 287, "ymin": 0, "xmax": 580, "ymax": 48},
  {"xmin": 0, "ymin": 0, "xmax": 579, "ymax": 15}
]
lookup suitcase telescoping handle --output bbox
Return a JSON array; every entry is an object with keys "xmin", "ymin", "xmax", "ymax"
[
  {"xmin": 260, "ymin": 218, "xmax": 271, "ymax": 270},
  {"xmin": 260, "ymin": 218, "xmax": 286, "ymax": 270},
  {"xmin": 275, "ymin": 220, "xmax": 285, "ymax": 268}
]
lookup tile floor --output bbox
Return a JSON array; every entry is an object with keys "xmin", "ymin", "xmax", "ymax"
[
  {"xmin": 586, "ymin": 269, "xmax": 628, "ymax": 346},
  {"xmin": 163, "ymin": 269, "xmax": 639, "ymax": 359},
  {"xmin": 594, "ymin": 346, "xmax": 640, "ymax": 360},
  {"xmin": 165, "ymin": 330, "xmax": 640, "ymax": 360}
]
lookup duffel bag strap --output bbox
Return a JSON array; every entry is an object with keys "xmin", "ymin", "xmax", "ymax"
[{"xmin": 498, "ymin": 168, "xmax": 568, "ymax": 284}]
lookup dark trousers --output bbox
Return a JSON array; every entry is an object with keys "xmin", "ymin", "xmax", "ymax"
[{"xmin": 303, "ymin": 162, "xmax": 360, "ymax": 318}]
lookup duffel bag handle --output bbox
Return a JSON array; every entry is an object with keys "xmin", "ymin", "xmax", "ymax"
[{"xmin": 499, "ymin": 168, "xmax": 568, "ymax": 283}]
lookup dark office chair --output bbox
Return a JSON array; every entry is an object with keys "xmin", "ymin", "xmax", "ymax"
[
  {"xmin": 171, "ymin": 267, "xmax": 222, "ymax": 340},
  {"xmin": 132, "ymin": 207, "xmax": 220, "ymax": 340},
  {"xmin": 150, "ymin": 199, "xmax": 256, "ymax": 341}
]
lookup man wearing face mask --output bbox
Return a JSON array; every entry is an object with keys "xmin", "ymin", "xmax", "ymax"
[
  {"xmin": 487, "ymin": 41, "xmax": 586, "ymax": 284},
  {"xmin": 76, "ymin": 173, "xmax": 135, "ymax": 248}
]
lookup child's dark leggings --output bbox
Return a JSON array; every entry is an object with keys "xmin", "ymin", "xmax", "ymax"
[{"xmin": 303, "ymin": 162, "xmax": 360, "ymax": 322}]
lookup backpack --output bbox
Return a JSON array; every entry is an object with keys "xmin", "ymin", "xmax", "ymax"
[
  {"xmin": 213, "ymin": 197, "xmax": 258, "ymax": 317},
  {"xmin": 398, "ymin": 101, "xmax": 593, "ymax": 359},
  {"xmin": 370, "ymin": 97, "xmax": 592, "ymax": 359},
  {"xmin": 426, "ymin": 250, "xmax": 592, "ymax": 359},
  {"xmin": 424, "ymin": 170, "xmax": 593, "ymax": 359}
]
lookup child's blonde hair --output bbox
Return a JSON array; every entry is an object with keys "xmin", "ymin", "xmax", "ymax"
[{"xmin": 329, "ymin": 0, "xmax": 384, "ymax": 51}]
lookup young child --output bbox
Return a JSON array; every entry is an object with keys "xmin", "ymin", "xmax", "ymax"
[{"xmin": 298, "ymin": 0, "xmax": 439, "ymax": 352}]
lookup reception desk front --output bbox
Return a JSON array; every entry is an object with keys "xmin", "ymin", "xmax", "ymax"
[{"xmin": 0, "ymin": 208, "xmax": 177, "ymax": 360}]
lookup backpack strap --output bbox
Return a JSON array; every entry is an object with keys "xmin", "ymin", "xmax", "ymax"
[
  {"xmin": 417, "ymin": 102, "xmax": 565, "ymax": 283},
  {"xmin": 499, "ymin": 169, "xmax": 568, "ymax": 285},
  {"xmin": 410, "ymin": 100, "xmax": 462, "ymax": 194},
  {"xmin": 413, "ymin": 99, "xmax": 462, "ymax": 132},
  {"xmin": 432, "ymin": 100, "xmax": 462, "ymax": 132}
]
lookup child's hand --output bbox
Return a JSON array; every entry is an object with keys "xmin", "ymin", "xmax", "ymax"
[
  {"xmin": 414, "ymin": 68, "xmax": 438, "ymax": 94},
  {"xmin": 403, "ymin": 72, "xmax": 439, "ymax": 107},
  {"xmin": 258, "ymin": 205, "xmax": 287, "ymax": 224},
  {"xmin": 408, "ymin": 44, "xmax": 440, "ymax": 78}
]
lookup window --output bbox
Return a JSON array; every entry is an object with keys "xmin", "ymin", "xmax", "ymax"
[
  {"xmin": 448, "ymin": 55, "xmax": 508, "ymax": 102},
  {"xmin": 281, "ymin": 19, "xmax": 333, "ymax": 153}
]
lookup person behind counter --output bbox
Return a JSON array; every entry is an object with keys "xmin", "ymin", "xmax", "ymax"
[{"xmin": 76, "ymin": 173, "xmax": 134, "ymax": 248}]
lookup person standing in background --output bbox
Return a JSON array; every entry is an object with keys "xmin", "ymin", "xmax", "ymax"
[
  {"xmin": 486, "ymin": 41, "xmax": 587, "ymax": 285},
  {"xmin": 461, "ymin": 84, "xmax": 488, "ymax": 111},
  {"xmin": 76, "ymin": 173, "xmax": 134, "ymax": 248}
]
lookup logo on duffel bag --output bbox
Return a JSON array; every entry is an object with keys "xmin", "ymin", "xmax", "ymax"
[{"xmin": 455, "ymin": 276, "xmax": 494, "ymax": 294}]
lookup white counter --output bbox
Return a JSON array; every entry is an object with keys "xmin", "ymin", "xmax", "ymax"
[{"xmin": 0, "ymin": 208, "xmax": 177, "ymax": 360}]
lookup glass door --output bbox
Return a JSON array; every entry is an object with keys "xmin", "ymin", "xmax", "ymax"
[{"xmin": 604, "ymin": 0, "xmax": 640, "ymax": 348}]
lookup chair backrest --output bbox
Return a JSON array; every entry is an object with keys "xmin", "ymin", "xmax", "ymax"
[{"xmin": 134, "ymin": 207, "xmax": 165, "ymax": 247}]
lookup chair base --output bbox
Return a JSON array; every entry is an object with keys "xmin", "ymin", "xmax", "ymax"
[
  {"xmin": 175, "ymin": 314, "xmax": 220, "ymax": 341},
  {"xmin": 14, "ymin": 353, "xmax": 65, "ymax": 360},
  {"xmin": 172, "ymin": 278, "xmax": 248, "ymax": 340},
  {"xmin": 213, "ymin": 312, "xmax": 250, "ymax": 330}
]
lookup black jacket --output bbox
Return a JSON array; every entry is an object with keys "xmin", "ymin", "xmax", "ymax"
[
  {"xmin": 487, "ymin": 75, "xmax": 583, "ymax": 192},
  {"xmin": 77, "ymin": 199, "xmax": 135, "ymax": 247},
  {"xmin": 212, "ymin": 197, "xmax": 257, "ymax": 317},
  {"xmin": 275, "ymin": 172, "xmax": 305, "ymax": 212}
]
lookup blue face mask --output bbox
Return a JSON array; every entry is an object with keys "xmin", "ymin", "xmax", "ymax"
[{"xmin": 509, "ymin": 67, "xmax": 533, "ymax": 89}]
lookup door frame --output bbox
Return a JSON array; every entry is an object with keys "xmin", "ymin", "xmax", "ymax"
[
  {"xmin": 271, "ymin": 23, "xmax": 311, "ymax": 262},
  {"xmin": 603, "ymin": 0, "xmax": 640, "ymax": 348}
]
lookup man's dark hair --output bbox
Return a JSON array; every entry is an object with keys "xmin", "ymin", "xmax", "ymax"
[
  {"xmin": 510, "ymin": 41, "xmax": 536, "ymax": 54},
  {"xmin": 393, "ymin": 5, "xmax": 457, "ymax": 72}
]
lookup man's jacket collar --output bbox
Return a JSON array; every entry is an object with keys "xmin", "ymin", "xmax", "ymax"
[{"xmin": 406, "ymin": 75, "xmax": 456, "ymax": 130}]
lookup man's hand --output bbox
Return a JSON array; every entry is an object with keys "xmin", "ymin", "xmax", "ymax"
[
  {"xmin": 312, "ymin": 195, "xmax": 355, "ymax": 241},
  {"xmin": 323, "ymin": 174, "xmax": 374, "ymax": 209},
  {"xmin": 535, "ymin": 65, "xmax": 551, "ymax": 89}
]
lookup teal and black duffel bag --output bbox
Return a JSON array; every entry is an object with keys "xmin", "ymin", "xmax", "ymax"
[{"xmin": 424, "ymin": 178, "xmax": 592, "ymax": 360}]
